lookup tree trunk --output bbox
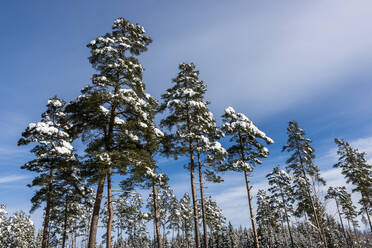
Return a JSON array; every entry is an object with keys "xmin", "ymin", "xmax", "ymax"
[
  {"xmin": 335, "ymin": 199, "xmax": 348, "ymax": 244},
  {"xmin": 363, "ymin": 202, "xmax": 372, "ymax": 232},
  {"xmin": 281, "ymin": 222, "xmax": 289, "ymax": 247},
  {"xmin": 244, "ymin": 168, "xmax": 260, "ymax": 248},
  {"xmin": 152, "ymin": 181, "xmax": 162, "ymax": 248},
  {"xmin": 106, "ymin": 172, "xmax": 113, "ymax": 248},
  {"xmin": 41, "ymin": 168, "xmax": 54, "ymax": 248},
  {"xmin": 62, "ymin": 199, "xmax": 69, "ymax": 248},
  {"xmin": 186, "ymin": 104, "xmax": 201, "ymax": 248},
  {"xmin": 304, "ymin": 213, "xmax": 313, "ymax": 248},
  {"xmin": 280, "ymin": 189, "xmax": 294, "ymax": 248},
  {"xmin": 197, "ymin": 152, "xmax": 209, "ymax": 248},
  {"xmin": 352, "ymin": 223, "xmax": 361, "ymax": 248},
  {"xmin": 163, "ymin": 224, "xmax": 166, "ymax": 248},
  {"xmin": 88, "ymin": 174, "xmax": 106, "ymax": 248},
  {"xmin": 237, "ymin": 132, "xmax": 259, "ymax": 248}
]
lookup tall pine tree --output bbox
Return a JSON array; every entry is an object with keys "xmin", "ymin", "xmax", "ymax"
[
  {"xmin": 221, "ymin": 106, "xmax": 273, "ymax": 248},
  {"xmin": 66, "ymin": 17, "xmax": 156, "ymax": 248},
  {"xmin": 18, "ymin": 97, "xmax": 74, "ymax": 248},
  {"xmin": 334, "ymin": 138, "xmax": 372, "ymax": 232},
  {"xmin": 282, "ymin": 120, "xmax": 327, "ymax": 247},
  {"xmin": 266, "ymin": 166, "xmax": 295, "ymax": 248},
  {"xmin": 160, "ymin": 62, "xmax": 213, "ymax": 248}
]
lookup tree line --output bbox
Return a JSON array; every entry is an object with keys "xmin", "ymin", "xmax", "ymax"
[{"xmin": 0, "ymin": 17, "xmax": 371, "ymax": 248}]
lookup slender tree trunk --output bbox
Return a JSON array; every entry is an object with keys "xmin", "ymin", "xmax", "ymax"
[
  {"xmin": 244, "ymin": 168, "xmax": 260, "ymax": 248},
  {"xmin": 301, "ymin": 168, "xmax": 327, "ymax": 247},
  {"xmin": 41, "ymin": 168, "xmax": 54, "ymax": 248},
  {"xmin": 152, "ymin": 181, "xmax": 162, "ymax": 248},
  {"xmin": 280, "ymin": 190, "xmax": 294, "ymax": 248},
  {"xmin": 335, "ymin": 199, "xmax": 348, "ymax": 244},
  {"xmin": 62, "ymin": 199, "xmax": 69, "ymax": 248},
  {"xmin": 294, "ymin": 140, "xmax": 327, "ymax": 247},
  {"xmin": 189, "ymin": 146, "xmax": 201, "ymax": 248},
  {"xmin": 281, "ymin": 222, "xmax": 289, "ymax": 247},
  {"xmin": 353, "ymin": 223, "xmax": 361, "ymax": 248},
  {"xmin": 347, "ymin": 220, "xmax": 355, "ymax": 248},
  {"xmin": 237, "ymin": 132, "xmax": 259, "ymax": 248},
  {"xmin": 106, "ymin": 172, "xmax": 113, "ymax": 248},
  {"xmin": 186, "ymin": 105, "xmax": 201, "ymax": 248},
  {"xmin": 163, "ymin": 224, "xmax": 166, "ymax": 247},
  {"xmin": 304, "ymin": 213, "xmax": 313, "ymax": 248},
  {"xmin": 197, "ymin": 152, "xmax": 209, "ymax": 248},
  {"xmin": 363, "ymin": 202, "xmax": 372, "ymax": 232},
  {"xmin": 88, "ymin": 174, "xmax": 106, "ymax": 248}
]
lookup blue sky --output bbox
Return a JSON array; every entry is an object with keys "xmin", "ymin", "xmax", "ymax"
[{"xmin": 1, "ymin": 0, "xmax": 372, "ymax": 233}]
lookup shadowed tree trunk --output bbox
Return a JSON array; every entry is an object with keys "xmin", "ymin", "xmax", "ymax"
[
  {"xmin": 41, "ymin": 168, "xmax": 54, "ymax": 248},
  {"xmin": 62, "ymin": 199, "xmax": 69, "ymax": 248},
  {"xmin": 106, "ymin": 172, "xmax": 113, "ymax": 248},
  {"xmin": 152, "ymin": 181, "xmax": 162, "ymax": 248},
  {"xmin": 244, "ymin": 168, "xmax": 259, "ymax": 248},
  {"xmin": 88, "ymin": 175, "xmax": 106, "ymax": 248},
  {"xmin": 197, "ymin": 152, "xmax": 208, "ymax": 248}
]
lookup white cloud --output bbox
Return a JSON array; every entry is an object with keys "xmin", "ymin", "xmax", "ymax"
[
  {"xmin": 0, "ymin": 175, "xmax": 29, "ymax": 184},
  {"xmin": 150, "ymin": 0, "xmax": 372, "ymax": 119}
]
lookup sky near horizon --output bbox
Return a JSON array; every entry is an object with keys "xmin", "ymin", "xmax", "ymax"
[{"xmin": 1, "ymin": 0, "xmax": 372, "ymax": 233}]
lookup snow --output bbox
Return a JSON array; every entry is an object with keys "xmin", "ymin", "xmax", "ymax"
[
  {"xmin": 47, "ymin": 99, "xmax": 63, "ymax": 108},
  {"xmin": 99, "ymin": 105, "xmax": 110, "ymax": 115},
  {"xmin": 154, "ymin": 128, "xmax": 164, "ymax": 137},
  {"xmin": 53, "ymin": 140, "xmax": 73, "ymax": 155},
  {"xmin": 28, "ymin": 121, "xmax": 69, "ymax": 138},
  {"xmin": 114, "ymin": 116, "xmax": 125, "ymax": 125}
]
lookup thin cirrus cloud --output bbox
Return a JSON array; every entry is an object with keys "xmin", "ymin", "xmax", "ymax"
[
  {"xmin": 0, "ymin": 175, "xmax": 29, "ymax": 184},
  {"xmin": 147, "ymin": 0, "xmax": 372, "ymax": 119}
]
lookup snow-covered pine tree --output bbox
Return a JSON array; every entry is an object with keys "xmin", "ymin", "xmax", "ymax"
[
  {"xmin": 167, "ymin": 193, "xmax": 182, "ymax": 243},
  {"xmin": 5, "ymin": 211, "xmax": 36, "ymax": 248},
  {"xmin": 266, "ymin": 166, "xmax": 295, "ymax": 248},
  {"xmin": 0, "ymin": 204, "xmax": 9, "ymax": 247},
  {"xmin": 194, "ymin": 108, "xmax": 226, "ymax": 248},
  {"xmin": 115, "ymin": 193, "xmax": 148, "ymax": 248},
  {"xmin": 160, "ymin": 62, "xmax": 213, "ymax": 248},
  {"xmin": 256, "ymin": 189, "xmax": 280, "ymax": 247},
  {"xmin": 180, "ymin": 192, "xmax": 194, "ymax": 248},
  {"xmin": 337, "ymin": 187, "xmax": 361, "ymax": 247},
  {"xmin": 18, "ymin": 97, "xmax": 74, "ymax": 248},
  {"xmin": 221, "ymin": 106, "xmax": 273, "ymax": 248},
  {"xmin": 325, "ymin": 186, "xmax": 348, "ymax": 245},
  {"xmin": 282, "ymin": 120, "xmax": 327, "ymax": 247},
  {"xmin": 334, "ymin": 138, "xmax": 372, "ymax": 232},
  {"xmin": 65, "ymin": 17, "xmax": 156, "ymax": 248},
  {"xmin": 204, "ymin": 196, "xmax": 226, "ymax": 247}
]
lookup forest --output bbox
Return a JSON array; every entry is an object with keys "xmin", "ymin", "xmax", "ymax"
[{"xmin": 0, "ymin": 17, "xmax": 371, "ymax": 248}]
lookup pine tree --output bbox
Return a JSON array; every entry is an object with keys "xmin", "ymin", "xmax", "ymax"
[
  {"xmin": 194, "ymin": 110, "xmax": 226, "ymax": 248},
  {"xmin": 65, "ymin": 17, "xmax": 154, "ymax": 248},
  {"xmin": 116, "ymin": 193, "xmax": 148, "ymax": 247},
  {"xmin": 282, "ymin": 120, "xmax": 327, "ymax": 247},
  {"xmin": 204, "ymin": 196, "xmax": 226, "ymax": 247},
  {"xmin": 221, "ymin": 106, "xmax": 273, "ymax": 248},
  {"xmin": 167, "ymin": 194, "xmax": 182, "ymax": 243},
  {"xmin": 337, "ymin": 187, "xmax": 361, "ymax": 247},
  {"xmin": 325, "ymin": 186, "xmax": 348, "ymax": 245},
  {"xmin": 266, "ymin": 166, "xmax": 295, "ymax": 248},
  {"xmin": 5, "ymin": 211, "xmax": 36, "ymax": 248},
  {"xmin": 0, "ymin": 204, "xmax": 9, "ymax": 247},
  {"xmin": 160, "ymin": 62, "xmax": 214, "ymax": 248},
  {"xmin": 256, "ymin": 189, "xmax": 280, "ymax": 247},
  {"xmin": 334, "ymin": 138, "xmax": 372, "ymax": 232},
  {"xmin": 180, "ymin": 193, "xmax": 194, "ymax": 248},
  {"xmin": 18, "ymin": 97, "xmax": 74, "ymax": 248}
]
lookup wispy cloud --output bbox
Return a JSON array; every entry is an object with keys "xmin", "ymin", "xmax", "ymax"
[
  {"xmin": 0, "ymin": 175, "xmax": 29, "ymax": 184},
  {"xmin": 150, "ymin": 1, "xmax": 372, "ymax": 119}
]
